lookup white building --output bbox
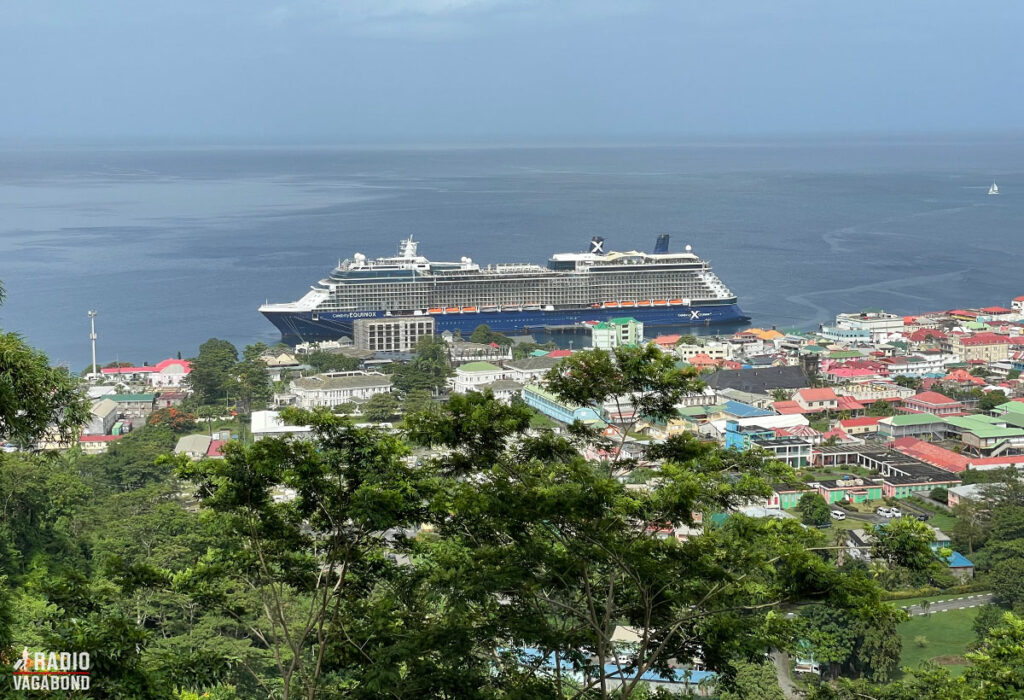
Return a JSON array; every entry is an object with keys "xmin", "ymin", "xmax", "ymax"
[
  {"xmin": 84, "ymin": 398, "xmax": 119, "ymax": 436},
  {"xmin": 504, "ymin": 356, "xmax": 564, "ymax": 384},
  {"xmin": 832, "ymin": 311, "xmax": 904, "ymax": 342},
  {"xmin": 251, "ymin": 410, "xmax": 314, "ymax": 441},
  {"xmin": 452, "ymin": 361, "xmax": 507, "ymax": 393},
  {"xmin": 676, "ymin": 342, "xmax": 732, "ymax": 361},
  {"xmin": 591, "ymin": 317, "xmax": 644, "ymax": 351},
  {"xmin": 288, "ymin": 372, "xmax": 392, "ymax": 409}
]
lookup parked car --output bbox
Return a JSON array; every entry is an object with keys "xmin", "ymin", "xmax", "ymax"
[
  {"xmin": 875, "ymin": 506, "xmax": 893, "ymax": 518},
  {"xmin": 890, "ymin": 507, "xmax": 902, "ymax": 517},
  {"xmin": 831, "ymin": 510, "xmax": 847, "ymax": 521},
  {"xmin": 914, "ymin": 513, "xmax": 929, "ymax": 522}
]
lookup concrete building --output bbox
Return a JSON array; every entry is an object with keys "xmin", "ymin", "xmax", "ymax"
[
  {"xmin": 901, "ymin": 391, "xmax": 966, "ymax": 416},
  {"xmin": 251, "ymin": 410, "xmax": 314, "ymax": 441},
  {"xmin": 479, "ymin": 379, "xmax": 524, "ymax": 404},
  {"xmin": 353, "ymin": 316, "xmax": 434, "ymax": 353},
  {"xmin": 84, "ymin": 398, "xmax": 119, "ymax": 436},
  {"xmin": 174, "ymin": 434, "xmax": 212, "ymax": 459},
  {"xmin": 452, "ymin": 361, "xmax": 507, "ymax": 393},
  {"xmin": 591, "ymin": 317, "xmax": 644, "ymax": 351},
  {"xmin": 831, "ymin": 311, "xmax": 904, "ymax": 342},
  {"xmin": 504, "ymin": 355, "xmax": 565, "ymax": 384},
  {"xmin": 948, "ymin": 332, "xmax": 1011, "ymax": 363},
  {"xmin": 523, "ymin": 384, "xmax": 603, "ymax": 425},
  {"xmin": 751, "ymin": 436, "xmax": 812, "ymax": 467},
  {"xmin": 817, "ymin": 477, "xmax": 884, "ymax": 504},
  {"xmin": 100, "ymin": 358, "xmax": 192, "ymax": 387},
  {"xmin": 793, "ymin": 388, "xmax": 839, "ymax": 413},
  {"xmin": 108, "ymin": 393, "xmax": 156, "ymax": 420},
  {"xmin": 289, "ymin": 372, "xmax": 392, "ymax": 409},
  {"xmin": 675, "ymin": 342, "xmax": 732, "ymax": 361},
  {"xmin": 447, "ymin": 341, "xmax": 512, "ymax": 364}
]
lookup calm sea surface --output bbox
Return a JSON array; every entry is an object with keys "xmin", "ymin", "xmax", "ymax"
[{"xmin": 1, "ymin": 140, "xmax": 1022, "ymax": 369}]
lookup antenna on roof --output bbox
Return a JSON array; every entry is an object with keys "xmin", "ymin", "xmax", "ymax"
[{"xmin": 88, "ymin": 310, "xmax": 98, "ymax": 378}]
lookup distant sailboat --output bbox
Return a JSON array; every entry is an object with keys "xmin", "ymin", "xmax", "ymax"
[{"xmin": 989, "ymin": 182, "xmax": 999, "ymax": 195}]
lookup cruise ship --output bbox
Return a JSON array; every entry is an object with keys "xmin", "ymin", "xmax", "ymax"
[{"xmin": 259, "ymin": 235, "xmax": 749, "ymax": 342}]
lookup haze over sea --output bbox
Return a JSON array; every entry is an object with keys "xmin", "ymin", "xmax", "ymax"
[{"xmin": 2, "ymin": 137, "xmax": 1023, "ymax": 370}]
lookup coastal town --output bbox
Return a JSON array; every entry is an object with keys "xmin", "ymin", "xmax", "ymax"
[{"xmin": 6, "ymin": 295, "xmax": 1021, "ymax": 693}]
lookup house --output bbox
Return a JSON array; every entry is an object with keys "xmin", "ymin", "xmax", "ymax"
[
  {"xmin": 676, "ymin": 342, "xmax": 732, "ymax": 361},
  {"xmin": 877, "ymin": 413, "xmax": 946, "ymax": 441},
  {"xmin": 174, "ymin": 434, "xmax": 213, "ymax": 459},
  {"xmin": 751, "ymin": 436, "xmax": 812, "ymax": 467},
  {"xmin": 78, "ymin": 434, "xmax": 124, "ymax": 454},
  {"xmin": 591, "ymin": 317, "xmax": 644, "ymax": 351},
  {"xmin": 452, "ymin": 362, "xmax": 507, "ymax": 393},
  {"xmin": 945, "ymin": 552, "xmax": 975, "ymax": 582},
  {"xmin": 100, "ymin": 358, "xmax": 192, "ymax": 387},
  {"xmin": 701, "ymin": 366, "xmax": 810, "ymax": 395},
  {"xmin": 793, "ymin": 388, "xmax": 839, "ymax": 413},
  {"xmin": 107, "ymin": 393, "xmax": 156, "ymax": 420},
  {"xmin": 946, "ymin": 483, "xmax": 1003, "ymax": 507},
  {"xmin": 504, "ymin": 355, "xmax": 565, "ymax": 384},
  {"xmin": 478, "ymin": 379, "xmax": 524, "ymax": 404},
  {"xmin": 838, "ymin": 416, "xmax": 884, "ymax": 436},
  {"xmin": 817, "ymin": 477, "xmax": 883, "ymax": 504},
  {"xmin": 889, "ymin": 437, "xmax": 969, "ymax": 473},
  {"xmin": 879, "ymin": 472, "xmax": 962, "ymax": 500},
  {"xmin": 901, "ymin": 391, "xmax": 966, "ymax": 416},
  {"xmin": 772, "ymin": 484, "xmax": 812, "ymax": 509},
  {"xmin": 155, "ymin": 391, "xmax": 188, "ymax": 409},
  {"xmin": 84, "ymin": 398, "xmax": 119, "ymax": 436},
  {"xmin": 288, "ymin": 372, "xmax": 392, "ymax": 408}
]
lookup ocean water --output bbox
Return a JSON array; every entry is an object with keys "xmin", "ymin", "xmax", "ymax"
[{"xmin": 1, "ymin": 139, "xmax": 1023, "ymax": 369}]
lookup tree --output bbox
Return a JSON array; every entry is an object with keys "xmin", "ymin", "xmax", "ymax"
[
  {"xmin": 0, "ymin": 283, "xmax": 89, "ymax": 445},
  {"xmin": 871, "ymin": 517, "xmax": 941, "ymax": 570},
  {"xmin": 952, "ymin": 501, "xmax": 989, "ymax": 555},
  {"xmin": 798, "ymin": 492, "xmax": 832, "ymax": 527},
  {"xmin": 469, "ymin": 324, "xmax": 512, "ymax": 346},
  {"xmin": 361, "ymin": 392, "xmax": 399, "ymax": 423},
  {"xmin": 716, "ymin": 660, "xmax": 786, "ymax": 699},
  {"xmin": 893, "ymin": 375, "xmax": 923, "ymax": 390},
  {"xmin": 991, "ymin": 558, "xmax": 1024, "ymax": 608},
  {"xmin": 400, "ymin": 388, "xmax": 435, "ymax": 416},
  {"xmin": 148, "ymin": 407, "xmax": 198, "ymax": 433},
  {"xmin": 962, "ymin": 611, "xmax": 1024, "ymax": 696},
  {"xmin": 676, "ymin": 334, "xmax": 699, "ymax": 346},
  {"xmin": 233, "ymin": 344, "xmax": 273, "ymax": 415},
  {"xmin": 867, "ymin": 399, "xmax": 896, "ymax": 417},
  {"xmin": 389, "ymin": 336, "xmax": 450, "ymax": 394},
  {"xmin": 978, "ymin": 390, "xmax": 1009, "ymax": 412},
  {"xmin": 173, "ymin": 412, "xmax": 429, "ymax": 700},
  {"xmin": 1009, "ymin": 369, "xmax": 1021, "ymax": 380},
  {"xmin": 185, "ymin": 339, "xmax": 239, "ymax": 404},
  {"xmin": 771, "ymin": 387, "xmax": 792, "ymax": 402},
  {"xmin": 304, "ymin": 351, "xmax": 361, "ymax": 374}
]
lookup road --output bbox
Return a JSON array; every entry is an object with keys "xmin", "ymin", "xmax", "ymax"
[
  {"xmin": 899, "ymin": 593, "xmax": 993, "ymax": 616},
  {"xmin": 770, "ymin": 650, "xmax": 801, "ymax": 700}
]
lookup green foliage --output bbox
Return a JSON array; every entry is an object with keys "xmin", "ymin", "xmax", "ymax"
[
  {"xmin": 1008, "ymin": 369, "xmax": 1021, "ymax": 380},
  {"xmin": 990, "ymin": 558, "xmax": 1024, "ymax": 608},
  {"xmin": 468, "ymin": 323, "xmax": 513, "ymax": 346},
  {"xmin": 716, "ymin": 660, "xmax": 785, "ymax": 699},
  {"xmin": 361, "ymin": 391, "xmax": 399, "ymax": 423},
  {"xmin": 303, "ymin": 350, "xmax": 361, "ymax": 373},
  {"xmin": 798, "ymin": 492, "xmax": 832, "ymax": 527},
  {"xmin": 929, "ymin": 487, "xmax": 948, "ymax": 502},
  {"xmin": 185, "ymin": 338, "xmax": 239, "ymax": 404},
  {"xmin": 389, "ymin": 336, "xmax": 451, "ymax": 394},
  {"xmin": 978, "ymin": 390, "xmax": 1009, "ymax": 412},
  {"xmin": 867, "ymin": 399, "xmax": 896, "ymax": 417},
  {"xmin": 511, "ymin": 340, "xmax": 557, "ymax": 360},
  {"xmin": 871, "ymin": 516, "xmax": 941, "ymax": 571},
  {"xmin": 148, "ymin": 407, "xmax": 198, "ymax": 433}
]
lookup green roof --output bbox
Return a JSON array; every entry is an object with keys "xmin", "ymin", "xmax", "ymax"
[
  {"xmin": 593, "ymin": 322, "xmax": 612, "ymax": 330},
  {"xmin": 994, "ymin": 401, "xmax": 1024, "ymax": 415},
  {"xmin": 458, "ymin": 361, "xmax": 502, "ymax": 372},
  {"xmin": 803, "ymin": 345, "xmax": 828, "ymax": 354},
  {"xmin": 109, "ymin": 393, "xmax": 156, "ymax": 402},
  {"xmin": 828, "ymin": 350, "xmax": 865, "ymax": 359},
  {"xmin": 887, "ymin": 413, "xmax": 944, "ymax": 426},
  {"xmin": 611, "ymin": 317, "xmax": 639, "ymax": 325}
]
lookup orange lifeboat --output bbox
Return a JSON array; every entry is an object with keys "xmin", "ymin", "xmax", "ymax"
[
  {"xmin": 462, "ymin": 306, "xmax": 477, "ymax": 313},
  {"xmin": 637, "ymin": 300, "xmax": 652, "ymax": 307},
  {"xmin": 620, "ymin": 301, "xmax": 636, "ymax": 308},
  {"xmin": 653, "ymin": 300, "xmax": 668, "ymax": 306},
  {"xmin": 603, "ymin": 301, "xmax": 619, "ymax": 308},
  {"xmin": 444, "ymin": 307, "xmax": 459, "ymax": 313},
  {"xmin": 669, "ymin": 299, "xmax": 684, "ymax": 305},
  {"xmin": 428, "ymin": 308, "xmax": 443, "ymax": 314}
]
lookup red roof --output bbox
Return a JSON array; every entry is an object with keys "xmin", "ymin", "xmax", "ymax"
[
  {"xmin": 839, "ymin": 416, "xmax": 884, "ymax": 428},
  {"xmin": 207, "ymin": 440, "xmax": 226, "ymax": 457},
  {"xmin": 906, "ymin": 329, "xmax": 947, "ymax": 342},
  {"xmin": 79, "ymin": 434, "xmax": 125, "ymax": 442},
  {"xmin": 890, "ymin": 437, "xmax": 969, "ymax": 473},
  {"xmin": 959, "ymin": 333, "xmax": 1010, "ymax": 346},
  {"xmin": 948, "ymin": 309, "xmax": 978, "ymax": 318},
  {"xmin": 101, "ymin": 358, "xmax": 191, "ymax": 375},
  {"xmin": 981, "ymin": 306, "xmax": 1012, "ymax": 314},
  {"xmin": 906, "ymin": 391, "xmax": 959, "ymax": 407},
  {"xmin": 651, "ymin": 334, "xmax": 681, "ymax": 346},
  {"xmin": 943, "ymin": 369, "xmax": 987, "ymax": 385},
  {"xmin": 836, "ymin": 395, "xmax": 865, "ymax": 411},
  {"xmin": 547, "ymin": 349, "xmax": 573, "ymax": 358},
  {"xmin": 796, "ymin": 388, "xmax": 839, "ymax": 402},
  {"xmin": 772, "ymin": 400, "xmax": 806, "ymax": 415}
]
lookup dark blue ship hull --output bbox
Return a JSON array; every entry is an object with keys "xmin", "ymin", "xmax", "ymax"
[{"xmin": 262, "ymin": 303, "xmax": 750, "ymax": 343}]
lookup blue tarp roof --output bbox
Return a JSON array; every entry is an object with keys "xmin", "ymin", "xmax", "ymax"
[
  {"xmin": 945, "ymin": 551, "xmax": 974, "ymax": 568},
  {"xmin": 722, "ymin": 400, "xmax": 775, "ymax": 418}
]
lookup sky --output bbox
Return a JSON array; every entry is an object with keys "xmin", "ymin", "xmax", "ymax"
[{"xmin": 1, "ymin": 0, "xmax": 1022, "ymax": 143}]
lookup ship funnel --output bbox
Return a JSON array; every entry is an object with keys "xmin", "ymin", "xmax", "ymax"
[
  {"xmin": 654, "ymin": 234, "xmax": 670, "ymax": 253},
  {"xmin": 589, "ymin": 236, "xmax": 605, "ymax": 254}
]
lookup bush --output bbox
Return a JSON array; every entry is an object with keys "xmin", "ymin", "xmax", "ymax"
[
  {"xmin": 930, "ymin": 487, "xmax": 949, "ymax": 502},
  {"xmin": 914, "ymin": 635, "xmax": 928, "ymax": 648}
]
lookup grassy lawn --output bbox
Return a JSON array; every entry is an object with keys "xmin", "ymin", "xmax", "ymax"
[
  {"xmin": 897, "ymin": 606, "xmax": 979, "ymax": 676},
  {"xmin": 887, "ymin": 591, "xmax": 989, "ymax": 610}
]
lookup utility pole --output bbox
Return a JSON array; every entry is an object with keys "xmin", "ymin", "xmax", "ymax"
[{"xmin": 88, "ymin": 310, "xmax": 98, "ymax": 377}]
